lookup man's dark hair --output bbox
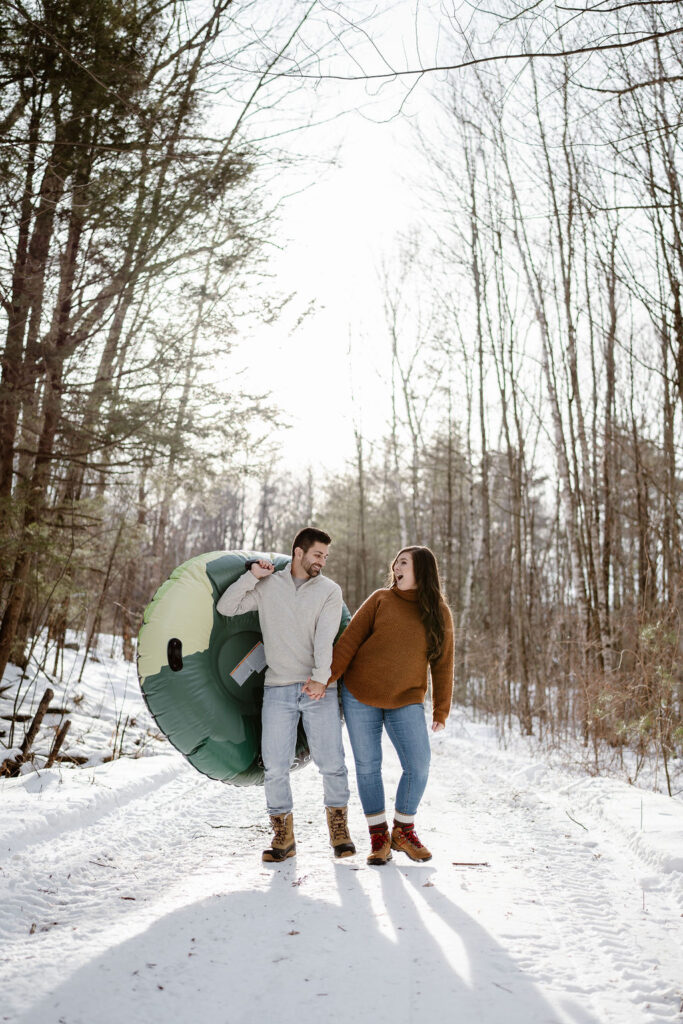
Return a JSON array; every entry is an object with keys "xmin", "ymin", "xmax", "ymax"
[{"xmin": 292, "ymin": 527, "xmax": 332, "ymax": 556}]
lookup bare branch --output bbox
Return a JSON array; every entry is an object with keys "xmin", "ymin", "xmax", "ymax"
[
  {"xmin": 580, "ymin": 73, "xmax": 683, "ymax": 95},
  {"xmin": 242, "ymin": 24, "xmax": 683, "ymax": 81}
]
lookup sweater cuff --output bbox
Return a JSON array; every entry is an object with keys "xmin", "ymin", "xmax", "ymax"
[{"xmin": 239, "ymin": 570, "xmax": 259, "ymax": 589}]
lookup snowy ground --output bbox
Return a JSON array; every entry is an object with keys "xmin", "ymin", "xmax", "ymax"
[
  {"xmin": 0, "ymin": 634, "xmax": 162, "ymax": 768},
  {"xmin": 1, "ymin": 642, "xmax": 682, "ymax": 1024}
]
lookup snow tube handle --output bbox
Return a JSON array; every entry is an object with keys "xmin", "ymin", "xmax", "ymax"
[{"xmin": 167, "ymin": 637, "xmax": 183, "ymax": 672}]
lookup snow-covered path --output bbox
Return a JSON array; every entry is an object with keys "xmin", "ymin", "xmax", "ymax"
[{"xmin": 1, "ymin": 717, "xmax": 681, "ymax": 1024}]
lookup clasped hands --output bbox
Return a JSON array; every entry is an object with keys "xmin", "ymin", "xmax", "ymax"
[{"xmin": 303, "ymin": 677, "xmax": 327, "ymax": 701}]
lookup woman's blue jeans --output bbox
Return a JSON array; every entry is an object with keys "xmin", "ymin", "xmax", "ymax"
[{"xmin": 341, "ymin": 685, "xmax": 431, "ymax": 818}]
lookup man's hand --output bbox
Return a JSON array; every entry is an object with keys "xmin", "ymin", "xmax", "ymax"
[
  {"xmin": 250, "ymin": 559, "xmax": 274, "ymax": 579},
  {"xmin": 431, "ymin": 721, "xmax": 445, "ymax": 732},
  {"xmin": 303, "ymin": 678, "xmax": 326, "ymax": 701}
]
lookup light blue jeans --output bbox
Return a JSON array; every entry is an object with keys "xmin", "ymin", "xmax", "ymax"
[
  {"xmin": 341, "ymin": 685, "xmax": 431, "ymax": 818},
  {"xmin": 261, "ymin": 683, "xmax": 350, "ymax": 815}
]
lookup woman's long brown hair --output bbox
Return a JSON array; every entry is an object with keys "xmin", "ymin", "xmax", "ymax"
[{"xmin": 391, "ymin": 546, "xmax": 446, "ymax": 663}]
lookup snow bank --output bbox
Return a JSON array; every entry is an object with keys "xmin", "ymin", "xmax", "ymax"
[
  {"xmin": 1, "ymin": 751, "xmax": 182, "ymax": 856},
  {"xmin": 561, "ymin": 776, "xmax": 683, "ymax": 876},
  {"xmin": 442, "ymin": 710, "xmax": 683, "ymax": 891}
]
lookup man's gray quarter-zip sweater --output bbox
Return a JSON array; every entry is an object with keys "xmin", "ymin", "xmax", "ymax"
[{"xmin": 216, "ymin": 567, "xmax": 343, "ymax": 686}]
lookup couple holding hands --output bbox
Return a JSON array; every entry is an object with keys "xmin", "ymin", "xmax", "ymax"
[{"xmin": 216, "ymin": 527, "xmax": 454, "ymax": 866}]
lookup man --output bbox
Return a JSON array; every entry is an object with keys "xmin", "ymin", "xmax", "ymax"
[{"xmin": 216, "ymin": 527, "xmax": 356, "ymax": 862}]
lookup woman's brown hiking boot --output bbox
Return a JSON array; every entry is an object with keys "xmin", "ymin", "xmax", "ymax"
[
  {"xmin": 367, "ymin": 823, "xmax": 392, "ymax": 865},
  {"xmin": 391, "ymin": 822, "xmax": 432, "ymax": 862}
]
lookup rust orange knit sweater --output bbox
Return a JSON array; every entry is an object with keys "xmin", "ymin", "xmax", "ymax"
[{"xmin": 329, "ymin": 587, "xmax": 454, "ymax": 725}]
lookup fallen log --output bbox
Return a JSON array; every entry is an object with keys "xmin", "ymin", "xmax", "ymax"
[
  {"xmin": 46, "ymin": 719, "xmax": 71, "ymax": 768},
  {"xmin": 20, "ymin": 688, "xmax": 54, "ymax": 758},
  {"xmin": 0, "ymin": 688, "xmax": 54, "ymax": 777}
]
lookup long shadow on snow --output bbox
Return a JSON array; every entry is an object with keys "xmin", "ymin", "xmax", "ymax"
[
  {"xmin": 380, "ymin": 863, "xmax": 601, "ymax": 1024},
  {"xmin": 18, "ymin": 857, "xmax": 600, "ymax": 1024}
]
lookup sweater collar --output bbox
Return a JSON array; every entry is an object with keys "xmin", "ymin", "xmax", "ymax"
[
  {"xmin": 283, "ymin": 567, "xmax": 322, "ymax": 587},
  {"xmin": 390, "ymin": 585, "xmax": 418, "ymax": 603}
]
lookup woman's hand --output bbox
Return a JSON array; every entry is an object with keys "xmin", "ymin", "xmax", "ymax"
[{"xmin": 431, "ymin": 721, "xmax": 445, "ymax": 732}]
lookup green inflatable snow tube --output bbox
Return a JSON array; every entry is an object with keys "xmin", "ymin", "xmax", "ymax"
[{"xmin": 137, "ymin": 551, "xmax": 350, "ymax": 786}]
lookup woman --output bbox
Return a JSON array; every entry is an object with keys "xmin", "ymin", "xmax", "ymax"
[{"xmin": 328, "ymin": 546, "xmax": 454, "ymax": 865}]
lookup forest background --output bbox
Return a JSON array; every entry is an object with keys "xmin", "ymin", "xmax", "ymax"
[{"xmin": 1, "ymin": 0, "xmax": 682, "ymax": 793}]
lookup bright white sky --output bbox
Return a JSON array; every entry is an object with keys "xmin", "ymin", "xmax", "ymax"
[
  {"xmin": 241, "ymin": 115, "xmax": 424, "ymax": 469},
  {"xmin": 232, "ymin": 2, "xmax": 449, "ymax": 471}
]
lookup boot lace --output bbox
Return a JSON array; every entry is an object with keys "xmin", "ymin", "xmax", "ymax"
[
  {"xmin": 370, "ymin": 829, "xmax": 390, "ymax": 852},
  {"xmin": 329, "ymin": 809, "xmax": 349, "ymax": 842},
  {"xmin": 272, "ymin": 817, "xmax": 288, "ymax": 843},
  {"xmin": 398, "ymin": 825, "xmax": 424, "ymax": 848}
]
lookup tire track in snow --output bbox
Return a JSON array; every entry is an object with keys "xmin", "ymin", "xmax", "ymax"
[{"xmin": 430, "ymin": 734, "xmax": 682, "ymax": 1024}]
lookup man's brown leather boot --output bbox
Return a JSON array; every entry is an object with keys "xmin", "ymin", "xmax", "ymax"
[
  {"xmin": 262, "ymin": 812, "xmax": 296, "ymax": 862},
  {"xmin": 326, "ymin": 805, "xmax": 356, "ymax": 858}
]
